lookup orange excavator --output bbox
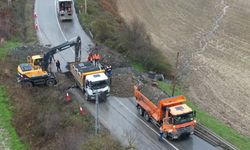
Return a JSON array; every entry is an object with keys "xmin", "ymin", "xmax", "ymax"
[{"xmin": 134, "ymin": 84, "xmax": 196, "ymax": 140}]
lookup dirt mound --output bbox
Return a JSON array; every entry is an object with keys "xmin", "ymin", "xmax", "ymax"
[
  {"xmin": 110, "ymin": 73, "xmax": 135, "ymax": 97},
  {"xmin": 10, "ymin": 44, "xmax": 48, "ymax": 60}
]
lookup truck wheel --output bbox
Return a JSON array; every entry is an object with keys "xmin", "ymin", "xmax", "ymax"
[
  {"xmin": 144, "ymin": 112, "xmax": 150, "ymax": 122},
  {"xmin": 167, "ymin": 133, "xmax": 174, "ymax": 141},
  {"xmin": 46, "ymin": 79, "xmax": 55, "ymax": 87},
  {"xmin": 138, "ymin": 106, "xmax": 144, "ymax": 116},
  {"xmin": 22, "ymin": 81, "xmax": 32, "ymax": 88}
]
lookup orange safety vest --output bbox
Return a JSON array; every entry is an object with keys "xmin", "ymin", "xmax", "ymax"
[{"xmin": 95, "ymin": 54, "xmax": 100, "ymax": 60}]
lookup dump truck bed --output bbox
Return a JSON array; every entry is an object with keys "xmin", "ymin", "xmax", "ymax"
[
  {"xmin": 69, "ymin": 62, "xmax": 105, "ymax": 90},
  {"xmin": 139, "ymin": 84, "xmax": 168, "ymax": 104},
  {"xmin": 134, "ymin": 86, "xmax": 161, "ymax": 121}
]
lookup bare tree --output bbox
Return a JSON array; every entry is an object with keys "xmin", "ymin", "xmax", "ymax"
[{"xmin": 124, "ymin": 130, "xmax": 137, "ymax": 150}]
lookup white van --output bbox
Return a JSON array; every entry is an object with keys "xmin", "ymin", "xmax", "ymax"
[{"xmin": 57, "ymin": 0, "xmax": 73, "ymax": 21}]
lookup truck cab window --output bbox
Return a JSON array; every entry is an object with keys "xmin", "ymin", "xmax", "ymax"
[
  {"xmin": 34, "ymin": 59, "xmax": 42, "ymax": 66},
  {"xmin": 60, "ymin": 2, "xmax": 65, "ymax": 11}
]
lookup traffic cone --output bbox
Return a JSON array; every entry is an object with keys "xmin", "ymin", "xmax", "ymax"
[
  {"xmin": 65, "ymin": 92, "xmax": 71, "ymax": 102},
  {"xmin": 34, "ymin": 23, "xmax": 38, "ymax": 30},
  {"xmin": 33, "ymin": 12, "xmax": 37, "ymax": 18},
  {"xmin": 79, "ymin": 105, "xmax": 86, "ymax": 115}
]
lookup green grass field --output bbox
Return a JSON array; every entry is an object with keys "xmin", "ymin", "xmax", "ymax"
[
  {"xmin": 158, "ymin": 81, "xmax": 250, "ymax": 150},
  {"xmin": 0, "ymin": 41, "xmax": 20, "ymax": 58},
  {"xmin": 0, "ymin": 41, "xmax": 26, "ymax": 150},
  {"xmin": 0, "ymin": 87, "xmax": 26, "ymax": 150}
]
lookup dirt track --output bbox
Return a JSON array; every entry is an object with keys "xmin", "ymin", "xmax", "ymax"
[{"xmin": 116, "ymin": 0, "xmax": 250, "ymax": 136}]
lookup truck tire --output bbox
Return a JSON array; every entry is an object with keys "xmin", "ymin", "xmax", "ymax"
[
  {"xmin": 166, "ymin": 133, "xmax": 174, "ymax": 141},
  {"xmin": 137, "ymin": 106, "xmax": 144, "ymax": 116},
  {"xmin": 46, "ymin": 78, "xmax": 56, "ymax": 87},
  {"xmin": 144, "ymin": 112, "xmax": 150, "ymax": 122}
]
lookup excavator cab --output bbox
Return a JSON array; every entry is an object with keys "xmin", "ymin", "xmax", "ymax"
[{"xmin": 27, "ymin": 55, "xmax": 44, "ymax": 70}]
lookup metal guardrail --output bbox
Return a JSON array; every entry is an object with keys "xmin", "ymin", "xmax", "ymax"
[{"xmin": 195, "ymin": 123, "xmax": 239, "ymax": 150}]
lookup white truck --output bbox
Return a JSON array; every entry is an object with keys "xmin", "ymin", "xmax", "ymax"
[
  {"xmin": 57, "ymin": 0, "xmax": 73, "ymax": 21},
  {"xmin": 69, "ymin": 62, "xmax": 110, "ymax": 101}
]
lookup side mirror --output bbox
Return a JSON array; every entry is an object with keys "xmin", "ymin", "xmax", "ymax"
[{"xmin": 193, "ymin": 110, "xmax": 196, "ymax": 117}]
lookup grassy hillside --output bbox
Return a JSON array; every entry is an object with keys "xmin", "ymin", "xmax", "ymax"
[
  {"xmin": 0, "ymin": 41, "xmax": 25, "ymax": 150},
  {"xmin": 75, "ymin": 0, "xmax": 172, "ymax": 75}
]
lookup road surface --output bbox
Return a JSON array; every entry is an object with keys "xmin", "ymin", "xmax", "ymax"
[{"xmin": 35, "ymin": 0, "xmax": 216, "ymax": 149}]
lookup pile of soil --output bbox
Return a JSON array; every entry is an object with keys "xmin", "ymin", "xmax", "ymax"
[{"xmin": 110, "ymin": 73, "xmax": 135, "ymax": 97}]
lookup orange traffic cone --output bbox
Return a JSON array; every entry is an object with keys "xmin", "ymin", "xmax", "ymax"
[
  {"xmin": 66, "ymin": 92, "xmax": 71, "ymax": 102},
  {"xmin": 33, "ymin": 12, "xmax": 37, "ymax": 18},
  {"xmin": 34, "ymin": 23, "xmax": 38, "ymax": 30},
  {"xmin": 79, "ymin": 105, "xmax": 86, "ymax": 115}
]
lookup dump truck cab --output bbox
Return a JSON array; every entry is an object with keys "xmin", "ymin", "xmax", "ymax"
[
  {"xmin": 85, "ymin": 72, "xmax": 110, "ymax": 101},
  {"xmin": 69, "ymin": 62, "xmax": 110, "ymax": 101},
  {"xmin": 162, "ymin": 103, "xmax": 196, "ymax": 139},
  {"xmin": 57, "ymin": 0, "xmax": 73, "ymax": 21},
  {"xmin": 134, "ymin": 85, "xmax": 196, "ymax": 140}
]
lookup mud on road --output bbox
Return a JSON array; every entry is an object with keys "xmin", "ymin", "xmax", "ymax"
[{"xmin": 116, "ymin": 0, "xmax": 250, "ymax": 136}]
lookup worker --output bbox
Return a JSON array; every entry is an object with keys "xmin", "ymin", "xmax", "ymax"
[
  {"xmin": 159, "ymin": 127, "xmax": 163, "ymax": 142},
  {"xmin": 105, "ymin": 65, "xmax": 112, "ymax": 84},
  {"xmin": 88, "ymin": 53, "xmax": 93, "ymax": 64},
  {"xmin": 56, "ymin": 60, "xmax": 61, "ymax": 72},
  {"xmin": 93, "ymin": 53, "xmax": 101, "ymax": 66}
]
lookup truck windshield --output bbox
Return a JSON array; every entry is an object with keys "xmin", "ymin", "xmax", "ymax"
[
  {"xmin": 90, "ymin": 80, "xmax": 108, "ymax": 90},
  {"xmin": 173, "ymin": 112, "xmax": 194, "ymax": 125},
  {"xmin": 34, "ymin": 58, "xmax": 43, "ymax": 66},
  {"xmin": 60, "ymin": 1, "xmax": 72, "ymax": 12}
]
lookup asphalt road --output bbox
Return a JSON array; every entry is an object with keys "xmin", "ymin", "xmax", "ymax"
[
  {"xmin": 35, "ymin": 0, "xmax": 91, "ymax": 72},
  {"xmin": 35, "ymin": 0, "xmax": 217, "ymax": 149}
]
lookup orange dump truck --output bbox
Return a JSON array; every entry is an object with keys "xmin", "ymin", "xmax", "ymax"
[{"xmin": 134, "ymin": 85, "xmax": 196, "ymax": 139}]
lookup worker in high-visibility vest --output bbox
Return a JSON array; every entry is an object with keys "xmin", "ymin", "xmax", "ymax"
[
  {"xmin": 91, "ymin": 53, "xmax": 100, "ymax": 66},
  {"xmin": 94, "ymin": 53, "xmax": 101, "ymax": 66},
  {"xmin": 105, "ymin": 65, "xmax": 112, "ymax": 84}
]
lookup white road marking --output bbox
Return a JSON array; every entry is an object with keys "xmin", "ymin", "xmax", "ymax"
[{"xmin": 114, "ymin": 97, "xmax": 179, "ymax": 150}]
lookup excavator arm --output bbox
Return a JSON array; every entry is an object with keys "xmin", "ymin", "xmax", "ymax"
[{"xmin": 42, "ymin": 36, "xmax": 81, "ymax": 71}]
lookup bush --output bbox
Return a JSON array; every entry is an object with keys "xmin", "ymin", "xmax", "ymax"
[
  {"xmin": 82, "ymin": 133, "xmax": 122, "ymax": 150},
  {"xmin": 118, "ymin": 19, "xmax": 171, "ymax": 73}
]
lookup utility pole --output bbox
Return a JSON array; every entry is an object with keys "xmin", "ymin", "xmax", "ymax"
[
  {"xmin": 172, "ymin": 52, "xmax": 180, "ymax": 96},
  {"xmin": 85, "ymin": 0, "xmax": 87, "ymax": 14},
  {"xmin": 95, "ymin": 91, "xmax": 99, "ymax": 135}
]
